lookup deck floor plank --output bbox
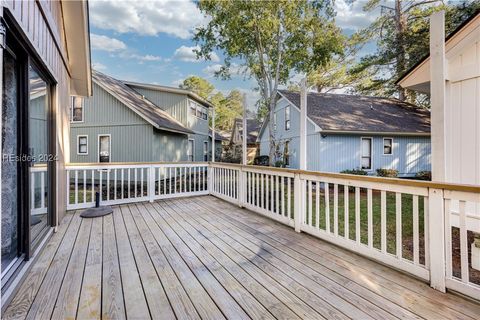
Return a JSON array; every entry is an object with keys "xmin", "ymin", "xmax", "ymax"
[
  {"xmin": 157, "ymin": 201, "xmax": 287, "ymax": 320},
  {"xmin": 51, "ymin": 217, "xmax": 92, "ymax": 319},
  {"xmin": 120, "ymin": 205, "xmax": 175, "ymax": 319},
  {"xmin": 172, "ymin": 198, "xmax": 403, "ymax": 320},
  {"xmin": 148, "ymin": 202, "xmax": 248, "ymax": 319},
  {"xmin": 200, "ymin": 196, "xmax": 476, "ymax": 319},
  {"xmin": 112, "ymin": 206, "xmax": 150, "ymax": 319},
  {"xmin": 129, "ymin": 203, "xmax": 201, "ymax": 320},
  {"xmin": 102, "ymin": 213, "xmax": 125, "ymax": 319},
  {"xmin": 2, "ymin": 213, "xmax": 74, "ymax": 320},
  {"xmin": 25, "ymin": 212, "xmax": 83, "ymax": 320},
  {"xmin": 137, "ymin": 203, "xmax": 225, "ymax": 320},
  {"xmin": 77, "ymin": 215, "xmax": 103, "ymax": 320},
  {"xmin": 4, "ymin": 196, "xmax": 480, "ymax": 320}
]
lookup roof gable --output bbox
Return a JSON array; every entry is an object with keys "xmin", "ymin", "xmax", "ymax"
[{"xmin": 92, "ymin": 71, "xmax": 192, "ymax": 135}]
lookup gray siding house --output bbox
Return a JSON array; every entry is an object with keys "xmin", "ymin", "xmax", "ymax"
[
  {"xmin": 70, "ymin": 71, "xmax": 222, "ymax": 163},
  {"xmin": 258, "ymin": 90, "xmax": 431, "ymax": 177}
]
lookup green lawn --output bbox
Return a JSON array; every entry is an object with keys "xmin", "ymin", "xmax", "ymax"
[{"xmin": 246, "ymin": 178, "xmax": 426, "ymax": 264}]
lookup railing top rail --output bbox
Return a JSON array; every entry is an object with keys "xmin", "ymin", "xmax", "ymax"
[
  {"xmin": 66, "ymin": 161, "xmax": 208, "ymax": 168},
  {"xmin": 210, "ymin": 162, "xmax": 480, "ymax": 194}
]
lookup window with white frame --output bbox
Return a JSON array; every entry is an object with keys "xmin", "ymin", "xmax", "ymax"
[
  {"xmin": 203, "ymin": 141, "xmax": 208, "ymax": 161},
  {"xmin": 77, "ymin": 135, "xmax": 88, "ymax": 155},
  {"xmin": 383, "ymin": 138, "xmax": 393, "ymax": 155},
  {"xmin": 189, "ymin": 100, "xmax": 208, "ymax": 120},
  {"xmin": 71, "ymin": 96, "xmax": 84, "ymax": 122},
  {"xmin": 188, "ymin": 139, "xmax": 194, "ymax": 161},
  {"xmin": 98, "ymin": 135, "xmax": 111, "ymax": 163},
  {"xmin": 361, "ymin": 137, "xmax": 372, "ymax": 170},
  {"xmin": 273, "ymin": 112, "xmax": 277, "ymax": 131},
  {"xmin": 283, "ymin": 141, "xmax": 290, "ymax": 166},
  {"xmin": 285, "ymin": 105, "xmax": 290, "ymax": 130}
]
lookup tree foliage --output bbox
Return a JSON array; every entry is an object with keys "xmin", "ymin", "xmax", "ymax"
[
  {"xmin": 194, "ymin": 0, "xmax": 344, "ymax": 163},
  {"xmin": 179, "ymin": 76, "xmax": 243, "ymax": 132},
  {"xmin": 349, "ymin": 0, "xmax": 480, "ymax": 105}
]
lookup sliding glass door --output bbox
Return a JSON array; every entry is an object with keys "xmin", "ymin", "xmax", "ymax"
[{"xmin": 1, "ymin": 23, "xmax": 54, "ymax": 288}]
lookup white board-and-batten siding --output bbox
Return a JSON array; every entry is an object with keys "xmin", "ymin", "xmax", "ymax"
[
  {"xmin": 259, "ymin": 97, "xmax": 431, "ymax": 176},
  {"xmin": 446, "ymin": 37, "xmax": 480, "ymax": 186}
]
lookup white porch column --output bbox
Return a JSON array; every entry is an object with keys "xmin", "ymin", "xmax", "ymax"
[
  {"xmin": 211, "ymin": 107, "xmax": 215, "ymax": 162},
  {"xmin": 299, "ymin": 77, "xmax": 307, "ymax": 171},
  {"xmin": 242, "ymin": 93, "xmax": 248, "ymax": 166},
  {"xmin": 430, "ymin": 11, "xmax": 446, "ymax": 182}
]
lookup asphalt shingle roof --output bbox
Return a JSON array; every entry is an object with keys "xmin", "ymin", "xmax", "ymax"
[
  {"xmin": 234, "ymin": 118, "xmax": 262, "ymax": 144},
  {"xmin": 279, "ymin": 90, "xmax": 430, "ymax": 134},
  {"xmin": 93, "ymin": 70, "xmax": 193, "ymax": 134}
]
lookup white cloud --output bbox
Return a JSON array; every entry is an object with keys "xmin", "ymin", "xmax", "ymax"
[
  {"xmin": 92, "ymin": 62, "xmax": 107, "ymax": 71},
  {"xmin": 90, "ymin": 0, "xmax": 207, "ymax": 39},
  {"xmin": 173, "ymin": 45, "xmax": 219, "ymax": 63},
  {"xmin": 91, "ymin": 34, "xmax": 127, "ymax": 52},
  {"xmin": 202, "ymin": 63, "xmax": 244, "ymax": 77},
  {"xmin": 334, "ymin": 0, "xmax": 379, "ymax": 30}
]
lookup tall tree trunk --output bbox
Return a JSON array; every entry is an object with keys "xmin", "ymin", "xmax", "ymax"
[{"xmin": 395, "ymin": 0, "xmax": 407, "ymax": 101}]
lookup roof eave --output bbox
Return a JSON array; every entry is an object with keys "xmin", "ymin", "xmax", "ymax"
[
  {"xmin": 62, "ymin": 0, "xmax": 92, "ymax": 96},
  {"xmin": 319, "ymin": 130, "xmax": 431, "ymax": 136}
]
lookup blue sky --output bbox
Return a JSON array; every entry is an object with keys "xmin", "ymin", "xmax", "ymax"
[{"xmin": 89, "ymin": 0, "xmax": 382, "ymax": 108}]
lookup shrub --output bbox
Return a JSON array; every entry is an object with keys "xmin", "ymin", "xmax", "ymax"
[
  {"xmin": 274, "ymin": 160, "xmax": 284, "ymax": 168},
  {"xmin": 253, "ymin": 155, "xmax": 269, "ymax": 166},
  {"xmin": 340, "ymin": 169, "xmax": 368, "ymax": 175},
  {"xmin": 376, "ymin": 168, "xmax": 399, "ymax": 178},
  {"xmin": 415, "ymin": 171, "xmax": 432, "ymax": 181}
]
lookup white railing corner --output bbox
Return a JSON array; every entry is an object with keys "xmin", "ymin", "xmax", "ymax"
[{"xmin": 428, "ymin": 187, "xmax": 446, "ymax": 292}]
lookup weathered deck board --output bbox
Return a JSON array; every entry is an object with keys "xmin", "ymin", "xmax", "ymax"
[{"xmin": 4, "ymin": 196, "xmax": 480, "ymax": 320}]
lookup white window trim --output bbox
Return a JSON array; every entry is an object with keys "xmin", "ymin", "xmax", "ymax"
[
  {"xmin": 285, "ymin": 105, "xmax": 290, "ymax": 131},
  {"xmin": 273, "ymin": 112, "xmax": 277, "ymax": 132},
  {"xmin": 70, "ymin": 96, "xmax": 84, "ymax": 123},
  {"xmin": 98, "ymin": 134, "xmax": 111, "ymax": 163},
  {"xmin": 187, "ymin": 138, "xmax": 195, "ymax": 161},
  {"xmin": 360, "ymin": 137, "xmax": 373, "ymax": 171},
  {"xmin": 189, "ymin": 99, "xmax": 208, "ymax": 121},
  {"xmin": 383, "ymin": 137, "xmax": 394, "ymax": 155},
  {"xmin": 77, "ymin": 135, "xmax": 88, "ymax": 156}
]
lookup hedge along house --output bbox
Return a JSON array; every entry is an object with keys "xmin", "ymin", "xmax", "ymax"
[
  {"xmin": 258, "ymin": 90, "xmax": 432, "ymax": 176},
  {"xmin": 1, "ymin": 0, "xmax": 91, "ymax": 306},
  {"xmin": 70, "ymin": 71, "xmax": 222, "ymax": 163}
]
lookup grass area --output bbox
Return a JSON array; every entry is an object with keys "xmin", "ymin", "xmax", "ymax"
[{"xmin": 246, "ymin": 178, "xmax": 426, "ymax": 264}]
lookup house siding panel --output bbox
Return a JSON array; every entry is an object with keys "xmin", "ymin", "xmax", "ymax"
[
  {"xmin": 131, "ymin": 87, "xmax": 189, "ymax": 126},
  {"xmin": 70, "ymin": 125, "xmax": 153, "ymax": 163},
  {"xmin": 153, "ymin": 130, "xmax": 188, "ymax": 162}
]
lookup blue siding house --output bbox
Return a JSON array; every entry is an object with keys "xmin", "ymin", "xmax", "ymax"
[{"xmin": 258, "ymin": 90, "xmax": 431, "ymax": 177}]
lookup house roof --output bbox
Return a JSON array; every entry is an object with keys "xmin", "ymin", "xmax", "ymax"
[
  {"xmin": 92, "ymin": 70, "xmax": 193, "ymax": 135},
  {"xmin": 396, "ymin": 10, "xmax": 480, "ymax": 90},
  {"xmin": 278, "ymin": 90, "xmax": 430, "ymax": 134},
  {"xmin": 123, "ymin": 81, "xmax": 214, "ymax": 109},
  {"xmin": 209, "ymin": 129, "xmax": 229, "ymax": 141},
  {"xmin": 233, "ymin": 118, "xmax": 262, "ymax": 144}
]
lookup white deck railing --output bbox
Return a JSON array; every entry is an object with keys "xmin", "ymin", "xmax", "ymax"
[{"xmin": 65, "ymin": 161, "xmax": 480, "ymax": 300}]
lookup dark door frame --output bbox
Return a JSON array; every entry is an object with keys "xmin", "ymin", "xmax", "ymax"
[{"xmin": 3, "ymin": 12, "xmax": 57, "ymax": 262}]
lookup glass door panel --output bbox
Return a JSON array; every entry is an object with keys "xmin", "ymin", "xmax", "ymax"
[
  {"xmin": 28, "ymin": 65, "xmax": 49, "ymax": 249},
  {"xmin": 1, "ymin": 51, "xmax": 20, "ymax": 275}
]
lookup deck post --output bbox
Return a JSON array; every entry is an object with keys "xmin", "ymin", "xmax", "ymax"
[
  {"xmin": 148, "ymin": 165, "xmax": 155, "ymax": 202},
  {"xmin": 238, "ymin": 167, "xmax": 246, "ymax": 208},
  {"xmin": 428, "ymin": 187, "xmax": 446, "ymax": 292},
  {"xmin": 430, "ymin": 11, "xmax": 447, "ymax": 181},
  {"xmin": 294, "ymin": 173, "xmax": 304, "ymax": 232}
]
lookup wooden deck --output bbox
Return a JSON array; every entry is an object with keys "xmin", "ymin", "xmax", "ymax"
[{"xmin": 4, "ymin": 196, "xmax": 480, "ymax": 320}]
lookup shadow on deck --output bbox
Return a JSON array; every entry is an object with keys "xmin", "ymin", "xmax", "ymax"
[{"xmin": 3, "ymin": 196, "xmax": 480, "ymax": 319}]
